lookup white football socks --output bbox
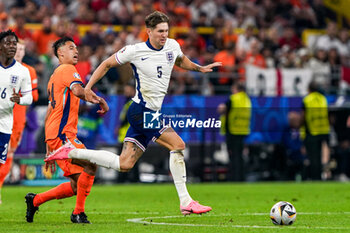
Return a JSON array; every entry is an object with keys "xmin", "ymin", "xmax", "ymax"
[
  {"xmin": 69, "ymin": 149, "xmax": 120, "ymax": 171},
  {"xmin": 169, "ymin": 150, "xmax": 192, "ymax": 207},
  {"xmin": 68, "ymin": 148, "xmax": 192, "ymax": 206}
]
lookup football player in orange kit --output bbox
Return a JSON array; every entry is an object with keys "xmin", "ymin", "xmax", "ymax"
[
  {"xmin": 25, "ymin": 37, "xmax": 108, "ymax": 224},
  {"xmin": 0, "ymin": 39, "xmax": 38, "ymax": 204}
]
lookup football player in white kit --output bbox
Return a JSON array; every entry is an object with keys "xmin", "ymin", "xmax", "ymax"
[
  {"xmin": 0, "ymin": 30, "xmax": 33, "ymax": 165},
  {"xmin": 46, "ymin": 11, "xmax": 221, "ymax": 215}
]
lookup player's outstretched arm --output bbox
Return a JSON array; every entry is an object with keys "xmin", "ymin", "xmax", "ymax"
[
  {"xmin": 97, "ymin": 97, "xmax": 109, "ymax": 115},
  {"xmin": 71, "ymin": 84, "xmax": 109, "ymax": 115},
  {"xmin": 45, "ymin": 142, "xmax": 56, "ymax": 173},
  {"xmin": 71, "ymin": 83, "xmax": 88, "ymax": 101},
  {"xmin": 43, "ymin": 104, "xmax": 56, "ymax": 173},
  {"xmin": 85, "ymin": 54, "xmax": 120, "ymax": 103},
  {"xmin": 200, "ymin": 62, "xmax": 223, "ymax": 73},
  {"xmin": 175, "ymin": 55, "xmax": 222, "ymax": 73}
]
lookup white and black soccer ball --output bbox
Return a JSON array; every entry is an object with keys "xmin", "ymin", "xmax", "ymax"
[{"xmin": 270, "ymin": 201, "xmax": 297, "ymax": 225}]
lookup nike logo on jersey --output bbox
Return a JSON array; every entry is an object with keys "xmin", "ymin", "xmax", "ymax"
[{"xmin": 141, "ymin": 57, "xmax": 149, "ymax": 61}]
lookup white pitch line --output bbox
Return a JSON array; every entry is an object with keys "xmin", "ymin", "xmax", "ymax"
[
  {"xmin": 44, "ymin": 211, "xmax": 160, "ymax": 215},
  {"xmin": 239, "ymin": 212, "xmax": 350, "ymax": 216},
  {"xmin": 127, "ymin": 214, "xmax": 350, "ymax": 230},
  {"xmin": 43, "ymin": 211, "xmax": 350, "ymax": 216}
]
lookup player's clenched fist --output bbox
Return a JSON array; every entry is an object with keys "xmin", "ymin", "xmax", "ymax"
[{"xmin": 10, "ymin": 88, "xmax": 20, "ymax": 104}]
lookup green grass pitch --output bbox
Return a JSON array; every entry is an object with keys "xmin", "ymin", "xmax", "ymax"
[{"xmin": 0, "ymin": 182, "xmax": 349, "ymax": 232}]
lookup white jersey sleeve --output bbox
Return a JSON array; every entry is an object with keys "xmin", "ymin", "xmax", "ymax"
[
  {"xmin": 173, "ymin": 40, "xmax": 184, "ymax": 59},
  {"xmin": 19, "ymin": 67, "xmax": 33, "ymax": 105},
  {"xmin": 115, "ymin": 45, "xmax": 136, "ymax": 65}
]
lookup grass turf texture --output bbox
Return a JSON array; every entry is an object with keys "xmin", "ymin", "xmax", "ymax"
[{"xmin": 0, "ymin": 182, "xmax": 349, "ymax": 232}]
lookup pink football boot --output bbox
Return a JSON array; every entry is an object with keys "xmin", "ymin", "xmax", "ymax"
[
  {"xmin": 44, "ymin": 142, "xmax": 75, "ymax": 162},
  {"xmin": 180, "ymin": 200, "xmax": 212, "ymax": 215}
]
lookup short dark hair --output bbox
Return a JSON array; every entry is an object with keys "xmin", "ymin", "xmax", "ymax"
[
  {"xmin": 145, "ymin": 11, "xmax": 169, "ymax": 29},
  {"xmin": 0, "ymin": 30, "xmax": 18, "ymax": 43},
  {"xmin": 233, "ymin": 81, "xmax": 246, "ymax": 92},
  {"xmin": 52, "ymin": 36, "xmax": 74, "ymax": 58},
  {"xmin": 308, "ymin": 81, "xmax": 319, "ymax": 92}
]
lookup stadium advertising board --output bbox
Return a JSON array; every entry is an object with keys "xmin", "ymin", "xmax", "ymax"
[
  {"xmin": 20, "ymin": 159, "xmax": 67, "ymax": 186},
  {"xmin": 246, "ymin": 65, "xmax": 313, "ymax": 96}
]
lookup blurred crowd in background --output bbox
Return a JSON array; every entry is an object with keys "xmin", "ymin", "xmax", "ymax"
[{"xmin": 0, "ymin": 0, "xmax": 349, "ymax": 98}]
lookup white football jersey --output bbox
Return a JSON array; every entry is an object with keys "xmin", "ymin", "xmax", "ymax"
[
  {"xmin": 0, "ymin": 60, "xmax": 32, "ymax": 134},
  {"xmin": 115, "ymin": 38, "xmax": 183, "ymax": 111}
]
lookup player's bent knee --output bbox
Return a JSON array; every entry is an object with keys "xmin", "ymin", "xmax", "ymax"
[
  {"xmin": 72, "ymin": 185, "xmax": 77, "ymax": 194},
  {"xmin": 119, "ymin": 156, "xmax": 137, "ymax": 172},
  {"xmin": 120, "ymin": 160, "xmax": 135, "ymax": 172},
  {"xmin": 72, "ymin": 159, "xmax": 97, "ymax": 175},
  {"xmin": 70, "ymin": 179, "xmax": 78, "ymax": 194},
  {"xmin": 85, "ymin": 162, "xmax": 97, "ymax": 175},
  {"xmin": 174, "ymin": 140, "xmax": 186, "ymax": 151},
  {"xmin": 120, "ymin": 144, "xmax": 143, "ymax": 171}
]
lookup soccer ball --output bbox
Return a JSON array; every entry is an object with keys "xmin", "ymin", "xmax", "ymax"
[{"xmin": 270, "ymin": 201, "xmax": 297, "ymax": 225}]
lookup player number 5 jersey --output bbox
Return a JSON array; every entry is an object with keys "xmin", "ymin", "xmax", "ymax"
[{"xmin": 115, "ymin": 38, "xmax": 183, "ymax": 111}]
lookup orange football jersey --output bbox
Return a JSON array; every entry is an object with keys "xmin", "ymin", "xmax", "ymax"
[
  {"xmin": 23, "ymin": 63, "xmax": 39, "ymax": 102},
  {"xmin": 12, "ymin": 63, "xmax": 39, "ymax": 133},
  {"xmin": 45, "ymin": 64, "xmax": 83, "ymax": 141}
]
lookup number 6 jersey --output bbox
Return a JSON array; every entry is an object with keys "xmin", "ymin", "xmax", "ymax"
[
  {"xmin": 115, "ymin": 38, "xmax": 183, "ymax": 111},
  {"xmin": 0, "ymin": 60, "xmax": 32, "ymax": 134}
]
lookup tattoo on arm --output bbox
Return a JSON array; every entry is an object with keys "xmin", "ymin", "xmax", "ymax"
[
  {"xmin": 175, "ymin": 57, "xmax": 182, "ymax": 67},
  {"xmin": 193, "ymin": 65, "xmax": 201, "ymax": 72},
  {"xmin": 176, "ymin": 55, "xmax": 201, "ymax": 72}
]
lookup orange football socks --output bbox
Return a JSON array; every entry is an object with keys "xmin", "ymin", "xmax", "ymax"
[
  {"xmin": 33, "ymin": 182, "xmax": 75, "ymax": 207},
  {"xmin": 73, "ymin": 171, "xmax": 95, "ymax": 214}
]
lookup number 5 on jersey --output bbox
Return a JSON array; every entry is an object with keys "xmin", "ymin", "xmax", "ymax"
[{"xmin": 157, "ymin": 66, "xmax": 162, "ymax": 78}]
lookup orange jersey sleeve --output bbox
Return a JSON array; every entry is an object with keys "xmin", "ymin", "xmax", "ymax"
[
  {"xmin": 45, "ymin": 64, "xmax": 84, "ymax": 141},
  {"xmin": 22, "ymin": 63, "xmax": 39, "ymax": 102}
]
